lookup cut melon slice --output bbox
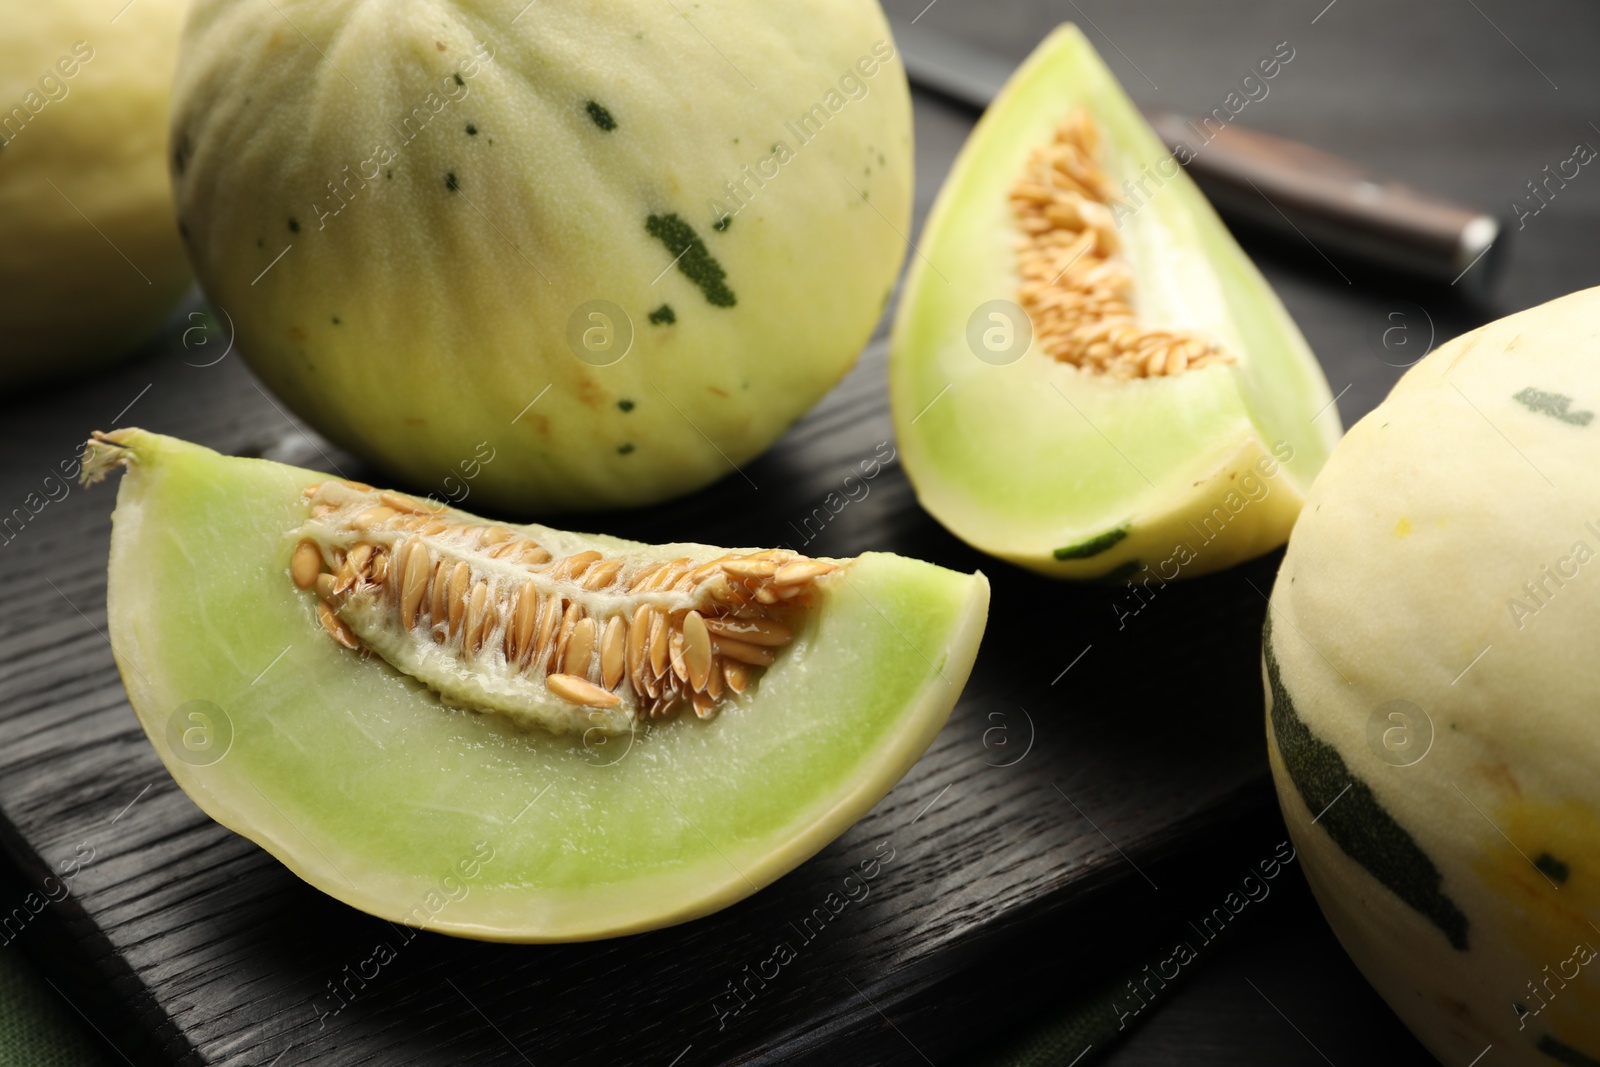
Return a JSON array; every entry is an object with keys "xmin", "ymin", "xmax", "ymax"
[
  {"xmin": 890, "ymin": 26, "xmax": 1340, "ymax": 578},
  {"xmin": 84, "ymin": 429, "xmax": 987, "ymax": 941}
]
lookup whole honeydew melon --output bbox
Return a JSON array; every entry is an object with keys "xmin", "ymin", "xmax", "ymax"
[
  {"xmin": 1265, "ymin": 288, "xmax": 1600, "ymax": 1065},
  {"xmin": 170, "ymin": 0, "xmax": 912, "ymax": 511},
  {"xmin": 0, "ymin": 0, "xmax": 192, "ymax": 390},
  {"xmin": 83, "ymin": 429, "xmax": 987, "ymax": 941}
]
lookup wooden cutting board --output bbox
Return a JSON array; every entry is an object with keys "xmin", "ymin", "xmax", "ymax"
[
  {"xmin": 0, "ymin": 87, "xmax": 1376, "ymax": 1067},
  {"xmin": 0, "ymin": 329, "xmax": 1287, "ymax": 1066}
]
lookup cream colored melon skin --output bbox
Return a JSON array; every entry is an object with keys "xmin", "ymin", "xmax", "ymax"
[
  {"xmin": 1266, "ymin": 288, "xmax": 1600, "ymax": 1065},
  {"xmin": 0, "ymin": 0, "xmax": 192, "ymax": 391},
  {"xmin": 170, "ymin": 0, "xmax": 913, "ymax": 511}
]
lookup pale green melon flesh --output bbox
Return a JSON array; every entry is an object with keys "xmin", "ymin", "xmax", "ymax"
[
  {"xmin": 890, "ymin": 25, "xmax": 1339, "ymax": 578},
  {"xmin": 101, "ymin": 431, "xmax": 987, "ymax": 941}
]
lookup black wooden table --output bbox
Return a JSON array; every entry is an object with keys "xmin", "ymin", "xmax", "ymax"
[
  {"xmin": 3, "ymin": 1, "xmax": 1596, "ymax": 1064},
  {"xmin": 906, "ymin": 1, "xmax": 1597, "ymax": 1063}
]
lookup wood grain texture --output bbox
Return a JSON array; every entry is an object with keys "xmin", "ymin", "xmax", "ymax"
[
  {"xmin": 0, "ymin": 312, "xmax": 1282, "ymax": 1065},
  {"xmin": 4, "ymin": 0, "xmax": 1599, "ymax": 1063}
]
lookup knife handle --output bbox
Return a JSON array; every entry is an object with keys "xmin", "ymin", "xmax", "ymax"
[{"xmin": 1142, "ymin": 110, "xmax": 1502, "ymax": 288}]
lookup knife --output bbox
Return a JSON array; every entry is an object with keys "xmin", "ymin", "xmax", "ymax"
[{"xmin": 892, "ymin": 20, "xmax": 1504, "ymax": 290}]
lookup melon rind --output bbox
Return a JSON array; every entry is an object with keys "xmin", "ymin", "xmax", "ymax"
[
  {"xmin": 1266, "ymin": 288, "xmax": 1600, "ymax": 1065},
  {"xmin": 0, "ymin": 0, "xmax": 191, "ymax": 388},
  {"xmin": 170, "ymin": 0, "xmax": 914, "ymax": 511},
  {"xmin": 101, "ymin": 431, "xmax": 988, "ymax": 941},
  {"xmin": 889, "ymin": 25, "xmax": 1338, "ymax": 578}
]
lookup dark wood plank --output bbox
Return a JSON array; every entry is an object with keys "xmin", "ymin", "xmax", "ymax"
[
  {"xmin": 0, "ymin": 304, "xmax": 1282, "ymax": 1065},
  {"xmin": 3, "ymin": 0, "xmax": 1598, "ymax": 1063}
]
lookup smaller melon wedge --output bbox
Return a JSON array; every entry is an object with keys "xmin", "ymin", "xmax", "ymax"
[
  {"xmin": 84, "ymin": 429, "xmax": 988, "ymax": 941},
  {"xmin": 890, "ymin": 25, "xmax": 1340, "ymax": 579}
]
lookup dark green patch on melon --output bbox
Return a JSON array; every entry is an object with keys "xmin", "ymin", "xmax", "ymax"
[
  {"xmin": 1537, "ymin": 1035, "xmax": 1600, "ymax": 1067},
  {"xmin": 1264, "ymin": 618, "xmax": 1470, "ymax": 951},
  {"xmin": 1054, "ymin": 526, "xmax": 1127, "ymax": 560},
  {"xmin": 1534, "ymin": 852, "xmax": 1570, "ymax": 883},
  {"xmin": 645, "ymin": 213, "xmax": 735, "ymax": 307},
  {"xmin": 1513, "ymin": 387, "xmax": 1594, "ymax": 427},
  {"xmin": 585, "ymin": 100, "xmax": 617, "ymax": 131},
  {"xmin": 648, "ymin": 304, "xmax": 676, "ymax": 325}
]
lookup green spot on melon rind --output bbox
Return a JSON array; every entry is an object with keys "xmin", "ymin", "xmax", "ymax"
[
  {"xmin": 645, "ymin": 213, "xmax": 735, "ymax": 308},
  {"xmin": 1054, "ymin": 526, "xmax": 1128, "ymax": 560},
  {"xmin": 1513, "ymin": 386, "xmax": 1594, "ymax": 426},
  {"xmin": 647, "ymin": 304, "xmax": 676, "ymax": 325},
  {"xmin": 1534, "ymin": 851, "xmax": 1570, "ymax": 883},
  {"xmin": 1264, "ymin": 618, "xmax": 1470, "ymax": 951},
  {"xmin": 1538, "ymin": 1035, "xmax": 1600, "ymax": 1067},
  {"xmin": 586, "ymin": 100, "xmax": 617, "ymax": 131}
]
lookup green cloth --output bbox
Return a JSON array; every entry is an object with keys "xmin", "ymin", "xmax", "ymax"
[{"xmin": 0, "ymin": 949, "xmax": 110, "ymax": 1067}]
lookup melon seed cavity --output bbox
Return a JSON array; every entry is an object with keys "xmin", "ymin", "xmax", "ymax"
[
  {"xmin": 290, "ymin": 480, "xmax": 838, "ymax": 730},
  {"xmin": 1011, "ymin": 108, "xmax": 1231, "ymax": 379}
]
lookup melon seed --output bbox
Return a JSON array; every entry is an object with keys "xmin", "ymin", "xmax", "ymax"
[
  {"xmin": 1012, "ymin": 108, "xmax": 1232, "ymax": 379},
  {"xmin": 291, "ymin": 539, "xmax": 322, "ymax": 589},
  {"xmin": 288, "ymin": 480, "xmax": 841, "ymax": 724},
  {"xmin": 547, "ymin": 673, "xmax": 621, "ymax": 708},
  {"xmin": 601, "ymin": 615, "xmax": 626, "ymax": 689}
]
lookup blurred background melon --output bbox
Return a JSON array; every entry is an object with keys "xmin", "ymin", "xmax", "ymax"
[{"xmin": 0, "ymin": 0, "xmax": 191, "ymax": 393}]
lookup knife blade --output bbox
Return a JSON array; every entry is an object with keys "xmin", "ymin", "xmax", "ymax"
[{"xmin": 891, "ymin": 19, "xmax": 1504, "ymax": 290}]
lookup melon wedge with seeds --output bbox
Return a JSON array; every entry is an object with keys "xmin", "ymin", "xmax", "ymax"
[
  {"xmin": 83, "ymin": 429, "xmax": 988, "ymax": 941},
  {"xmin": 889, "ymin": 25, "xmax": 1340, "ymax": 579}
]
